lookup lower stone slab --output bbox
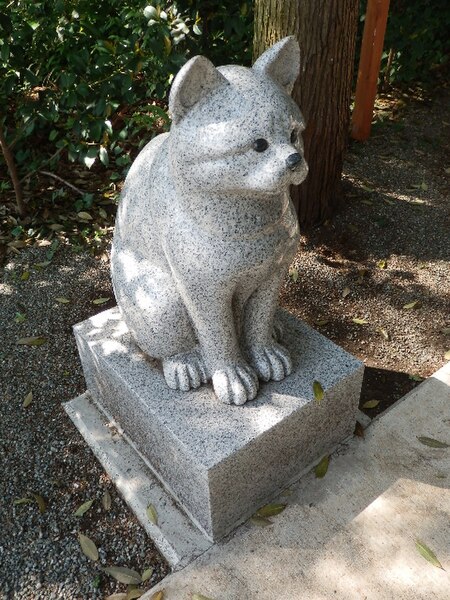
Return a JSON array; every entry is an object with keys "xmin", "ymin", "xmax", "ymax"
[
  {"xmin": 72, "ymin": 307, "xmax": 364, "ymax": 541},
  {"xmin": 64, "ymin": 392, "xmax": 212, "ymax": 569}
]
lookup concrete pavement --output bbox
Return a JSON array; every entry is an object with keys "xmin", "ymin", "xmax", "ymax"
[{"xmin": 143, "ymin": 363, "xmax": 450, "ymax": 599}]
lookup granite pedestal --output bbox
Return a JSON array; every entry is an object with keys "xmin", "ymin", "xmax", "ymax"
[{"xmin": 69, "ymin": 307, "xmax": 363, "ymax": 542}]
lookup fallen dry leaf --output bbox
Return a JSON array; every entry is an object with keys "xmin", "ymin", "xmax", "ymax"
[
  {"xmin": 289, "ymin": 267, "xmax": 298, "ymax": 283},
  {"xmin": 17, "ymin": 336, "xmax": 47, "ymax": 346},
  {"xmin": 23, "ymin": 391, "xmax": 33, "ymax": 408},
  {"xmin": 255, "ymin": 503, "xmax": 287, "ymax": 518},
  {"xmin": 362, "ymin": 400, "xmax": 379, "ymax": 409},
  {"xmin": 313, "ymin": 380, "xmax": 324, "ymax": 402},
  {"xmin": 126, "ymin": 589, "xmax": 144, "ymax": 600},
  {"xmin": 78, "ymin": 533, "xmax": 99, "ymax": 561},
  {"xmin": 92, "ymin": 297, "xmax": 110, "ymax": 305},
  {"xmin": 415, "ymin": 539, "xmax": 444, "ymax": 569},
  {"xmin": 102, "ymin": 489, "xmax": 112, "ymax": 511},
  {"xmin": 250, "ymin": 516, "xmax": 272, "ymax": 527},
  {"xmin": 403, "ymin": 300, "xmax": 421, "ymax": 310},
  {"xmin": 417, "ymin": 436, "xmax": 449, "ymax": 449},
  {"xmin": 74, "ymin": 499, "xmax": 94, "ymax": 517},
  {"xmin": 103, "ymin": 566, "xmax": 142, "ymax": 585},
  {"xmin": 315, "ymin": 455, "xmax": 329, "ymax": 478},
  {"xmin": 141, "ymin": 567, "xmax": 153, "ymax": 582},
  {"xmin": 32, "ymin": 493, "xmax": 47, "ymax": 514},
  {"xmin": 354, "ymin": 421, "xmax": 365, "ymax": 438}
]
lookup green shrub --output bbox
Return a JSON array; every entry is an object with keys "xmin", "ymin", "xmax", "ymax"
[
  {"xmin": 358, "ymin": 0, "xmax": 450, "ymax": 85},
  {"xmin": 0, "ymin": 0, "xmax": 252, "ymax": 183},
  {"xmin": 0, "ymin": 1, "xmax": 194, "ymax": 173}
]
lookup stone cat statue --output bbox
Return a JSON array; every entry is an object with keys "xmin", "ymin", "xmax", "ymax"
[{"xmin": 111, "ymin": 36, "xmax": 308, "ymax": 405}]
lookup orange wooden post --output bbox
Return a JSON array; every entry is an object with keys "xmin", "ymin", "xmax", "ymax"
[{"xmin": 351, "ymin": 0, "xmax": 390, "ymax": 141}]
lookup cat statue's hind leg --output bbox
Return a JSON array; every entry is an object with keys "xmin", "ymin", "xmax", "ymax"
[{"xmin": 111, "ymin": 249, "xmax": 207, "ymax": 391}]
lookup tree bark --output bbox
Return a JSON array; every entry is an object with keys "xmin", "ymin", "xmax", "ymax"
[
  {"xmin": 0, "ymin": 122, "xmax": 26, "ymax": 217},
  {"xmin": 254, "ymin": 0, "xmax": 359, "ymax": 228}
]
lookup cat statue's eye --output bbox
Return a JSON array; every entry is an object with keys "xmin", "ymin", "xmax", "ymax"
[
  {"xmin": 253, "ymin": 138, "xmax": 269, "ymax": 152},
  {"xmin": 290, "ymin": 130, "xmax": 298, "ymax": 144}
]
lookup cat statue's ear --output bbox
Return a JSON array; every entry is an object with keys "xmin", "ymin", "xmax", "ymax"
[
  {"xmin": 169, "ymin": 56, "xmax": 228, "ymax": 123},
  {"xmin": 253, "ymin": 36, "xmax": 300, "ymax": 94}
]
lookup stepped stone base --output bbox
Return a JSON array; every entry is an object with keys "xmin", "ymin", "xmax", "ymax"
[{"xmin": 69, "ymin": 307, "xmax": 363, "ymax": 541}]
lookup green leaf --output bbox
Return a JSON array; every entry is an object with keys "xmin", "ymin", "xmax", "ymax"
[
  {"xmin": 144, "ymin": 5, "xmax": 158, "ymax": 19},
  {"xmin": 289, "ymin": 267, "xmax": 298, "ymax": 282},
  {"xmin": 415, "ymin": 540, "xmax": 444, "ymax": 569},
  {"xmin": 417, "ymin": 436, "xmax": 449, "ymax": 449},
  {"xmin": 149, "ymin": 591, "xmax": 165, "ymax": 600},
  {"xmin": 141, "ymin": 567, "xmax": 153, "ymax": 582},
  {"xmin": 192, "ymin": 594, "xmax": 215, "ymax": 600},
  {"xmin": 376, "ymin": 259, "xmax": 387, "ymax": 269},
  {"xmin": 55, "ymin": 297, "xmax": 71, "ymax": 304},
  {"xmin": 255, "ymin": 503, "xmax": 286, "ymax": 518},
  {"xmin": 313, "ymin": 380, "xmax": 324, "ymax": 402},
  {"xmin": 362, "ymin": 399, "xmax": 379, "ymax": 409},
  {"xmin": 315, "ymin": 455, "xmax": 329, "ymax": 479},
  {"xmin": 23, "ymin": 391, "xmax": 33, "ymax": 408},
  {"xmin": 78, "ymin": 533, "xmax": 99, "ymax": 561},
  {"xmin": 83, "ymin": 154, "xmax": 97, "ymax": 169},
  {"xmin": 21, "ymin": 271, "xmax": 30, "ymax": 281},
  {"xmin": 17, "ymin": 336, "xmax": 47, "ymax": 346},
  {"xmin": 146, "ymin": 503, "xmax": 158, "ymax": 525},
  {"xmin": 14, "ymin": 312, "xmax": 27, "ymax": 324},
  {"xmin": 77, "ymin": 211, "xmax": 92, "ymax": 221},
  {"xmin": 99, "ymin": 146, "xmax": 109, "ymax": 166},
  {"xmin": 74, "ymin": 499, "xmax": 94, "ymax": 516},
  {"xmin": 352, "ymin": 318, "xmax": 368, "ymax": 325},
  {"xmin": 103, "ymin": 566, "xmax": 142, "ymax": 585},
  {"xmin": 92, "ymin": 297, "xmax": 110, "ymax": 305}
]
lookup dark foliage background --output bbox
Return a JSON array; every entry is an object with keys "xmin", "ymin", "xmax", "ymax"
[{"xmin": 0, "ymin": 0, "xmax": 448, "ymax": 207}]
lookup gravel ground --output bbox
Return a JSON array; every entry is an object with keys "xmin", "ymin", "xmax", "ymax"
[
  {"xmin": 282, "ymin": 86, "xmax": 450, "ymax": 379},
  {"xmin": 1, "ymin": 86, "xmax": 449, "ymax": 599},
  {"xmin": 0, "ymin": 247, "xmax": 169, "ymax": 599}
]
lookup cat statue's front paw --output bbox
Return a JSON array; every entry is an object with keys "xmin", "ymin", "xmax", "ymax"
[
  {"xmin": 212, "ymin": 362, "xmax": 259, "ymax": 405},
  {"xmin": 163, "ymin": 348, "xmax": 208, "ymax": 392},
  {"xmin": 247, "ymin": 342, "xmax": 292, "ymax": 382}
]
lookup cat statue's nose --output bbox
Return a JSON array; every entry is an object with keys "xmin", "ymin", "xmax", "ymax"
[{"xmin": 286, "ymin": 153, "xmax": 302, "ymax": 170}]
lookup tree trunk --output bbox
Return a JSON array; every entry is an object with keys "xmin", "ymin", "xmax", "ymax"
[{"xmin": 254, "ymin": 0, "xmax": 359, "ymax": 228}]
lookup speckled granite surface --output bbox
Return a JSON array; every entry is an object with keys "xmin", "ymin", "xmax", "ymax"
[
  {"xmin": 74, "ymin": 307, "xmax": 363, "ymax": 540},
  {"xmin": 110, "ymin": 37, "xmax": 308, "ymax": 405}
]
